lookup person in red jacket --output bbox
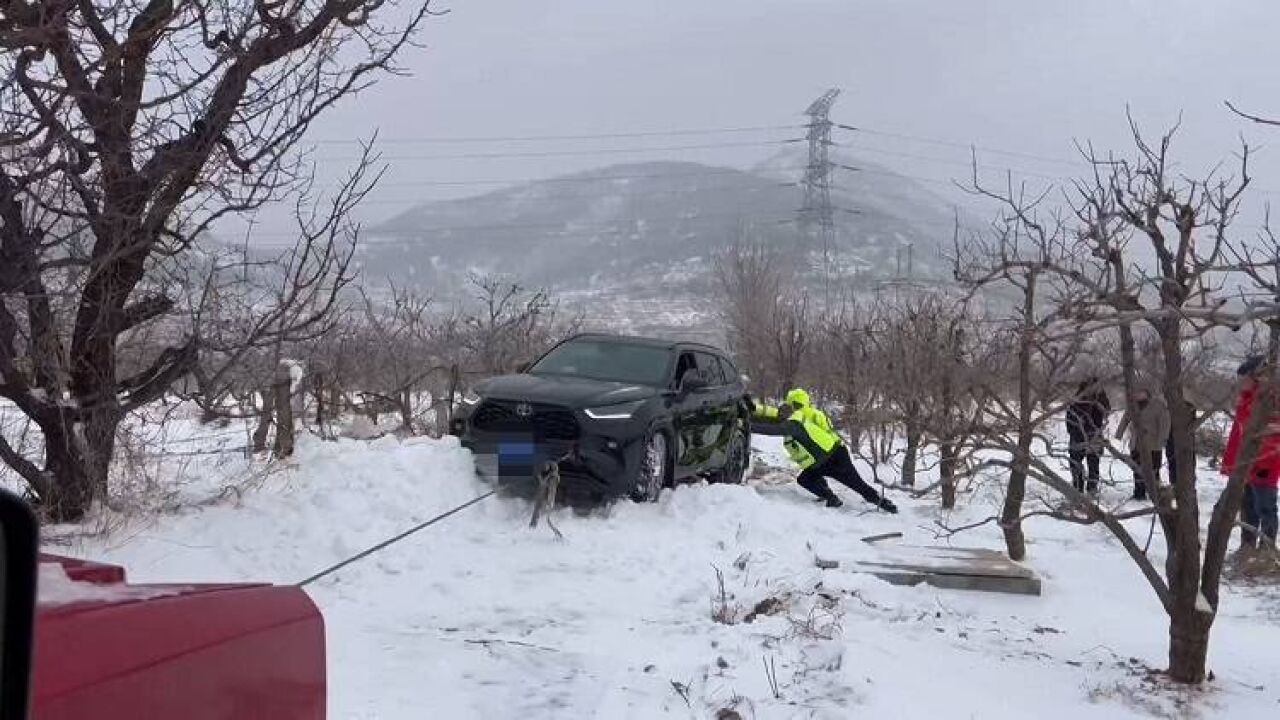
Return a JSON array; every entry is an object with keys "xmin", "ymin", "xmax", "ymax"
[{"xmin": 1220, "ymin": 355, "xmax": 1280, "ymax": 553}]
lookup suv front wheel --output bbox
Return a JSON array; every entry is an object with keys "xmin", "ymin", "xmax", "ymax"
[
  {"xmin": 631, "ymin": 431, "xmax": 669, "ymax": 503},
  {"xmin": 709, "ymin": 424, "xmax": 749, "ymax": 485}
]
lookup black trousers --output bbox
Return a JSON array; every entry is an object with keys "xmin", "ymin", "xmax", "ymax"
[
  {"xmin": 1131, "ymin": 449, "xmax": 1162, "ymax": 500},
  {"xmin": 797, "ymin": 446, "xmax": 881, "ymax": 504},
  {"xmin": 1067, "ymin": 434, "xmax": 1102, "ymax": 491}
]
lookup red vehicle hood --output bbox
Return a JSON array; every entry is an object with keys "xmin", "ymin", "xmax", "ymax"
[{"xmin": 33, "ymin": 555, "xmax": 326, "ymax": 720}]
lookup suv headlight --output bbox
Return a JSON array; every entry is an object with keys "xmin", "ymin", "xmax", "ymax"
[
  {"xmin": 584, "ymin": 400, "xmax": 644, "ymax": 420},
  {"xmin": 460, "ymin": 389, "xmax": 482, "ymax": 406}
]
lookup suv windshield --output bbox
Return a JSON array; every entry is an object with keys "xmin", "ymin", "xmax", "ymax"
[{"xmin": 530, "ymin": 339, "xmax": 673, "ymax": 386}]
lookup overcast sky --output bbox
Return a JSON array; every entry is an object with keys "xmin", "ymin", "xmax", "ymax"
[{"xmin": 242, "ymin": 0, "xmax": 1280, "ymax": 243}]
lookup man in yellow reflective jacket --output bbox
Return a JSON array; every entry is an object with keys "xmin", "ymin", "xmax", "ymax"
[{"xmin": 753, "ymin": 388, "xmax": 898, "ymax": 513}]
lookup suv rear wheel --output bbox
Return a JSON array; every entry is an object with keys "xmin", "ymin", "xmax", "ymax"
[{"xmin": 631, "ymin": 431, "xmax": 669, "ymax": 503}]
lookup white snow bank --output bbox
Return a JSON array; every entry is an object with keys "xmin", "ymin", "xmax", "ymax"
[{"xmin": 60, "ymin": 433, "xmax": 1280, "ymax": 719}]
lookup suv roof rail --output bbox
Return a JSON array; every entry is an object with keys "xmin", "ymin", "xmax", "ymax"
[{"xmin": 564, "ymin": 332, "xmax": 730, "ymax": 356}]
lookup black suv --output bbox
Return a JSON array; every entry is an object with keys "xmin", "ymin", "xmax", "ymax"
[{"xmin": 452, "ymin": 333, "xmax": 751, "ymax": 502}]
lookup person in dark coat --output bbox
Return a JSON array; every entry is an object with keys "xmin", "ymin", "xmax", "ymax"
[{"xmin": 1065, "ymin": 377, "xmax": 1111, "ymax": 495}]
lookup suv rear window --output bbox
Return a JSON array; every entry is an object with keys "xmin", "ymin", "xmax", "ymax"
[{"xmin": 530, "ymin": 339, "xmax": 673, "ymax": 386}]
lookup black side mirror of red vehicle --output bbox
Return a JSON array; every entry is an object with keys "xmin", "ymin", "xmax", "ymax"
[{"xmin": 0, "ymin": 488, "xmax": 37, "ymax": 719}]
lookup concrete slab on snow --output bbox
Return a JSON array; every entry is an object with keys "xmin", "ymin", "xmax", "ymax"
[{"xmin": 851, "ymin": 545, "xmax": 1042, "ymax": 596}]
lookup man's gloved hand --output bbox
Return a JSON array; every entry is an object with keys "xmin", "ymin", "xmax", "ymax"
[
  {"xmin": 877, "ymin": 497, "xmax": 899, "ymax": 514},
  {"xmin": 743, "ymin": 392, "xmax": 754, "ymax": 407}
]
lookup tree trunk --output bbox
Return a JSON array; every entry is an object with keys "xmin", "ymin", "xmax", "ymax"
[
  {"xmin": 1002, "ymin": 442, "xmax": 1030, "ymax": 560},
  {"xmin": 941, "ymin": 442, "xmax": 957, "ymax": 510},
  {"xmin": 42, "ymin": 427, "xmax": 95, "ymax": 522},
  {"xmin": 273, "ymin": 370, "xmax": 294, "ymax": 458},
  {"xmin": 398, "ymin": 389, "xmax": 413, "ymax": 433},
  {"xmin": 445, "ymin": 364, "xmax": 460, "ymax": 427},
  {"xmin": 253, "ymin": 389, "xmax": 275, "ymax": 452},
  {"xmin": 40, "ymin": 407, "xmax": 117, "ymax": 522},
  {"xmin": 313, "ymin": 372, "xmax": 327, "ymax": 434},
  {"xmin": 1167, "ymin": 611, "xmax": 1213, "ymax": 683},
  {"xmin": 901, "ymin": 413, "xmax": 921, "ymax": 487},
  {"xmin": 1001, "ymin": 272, "xmax": 1036, "ymax": 561},
  {"xmin": 83, "ymin": 410, "xmax": 116, "ymax": 501}
]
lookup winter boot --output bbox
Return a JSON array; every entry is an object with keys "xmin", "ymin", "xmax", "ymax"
[
  {"xmin": 1086, "ymin": 480, "xmax": 1099, "ymax": 496},
  {"xmin": 824, "ymin": 496, "xmax": 844, "ymax": 509},
  {"xmin": 877, "ymin": 497, "xmax": 899, "ymax": 514},
  {"xmin": 1241, "ymin": 525, "xmax": 1259, "ymax": 551},
  {"xmin": 1132, "ymin": 482, "xmax": 1147, "ymax": 501}
]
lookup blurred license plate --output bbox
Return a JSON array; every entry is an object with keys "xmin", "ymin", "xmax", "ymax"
[{"xmin": 499, "ymin": 441, "xmax": 536, "ymax": 462}]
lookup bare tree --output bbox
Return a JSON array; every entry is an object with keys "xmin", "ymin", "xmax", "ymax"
[
  {"xmin": 954, "ymin": 185, "xmax": 1092, "ymax": 560},
  {"xmin": 878, "ymin": 295, "xmax": 987, "ymax": 507},
  {"xmin": 817, "ymin": 299, "xmax": 899, "ymax": 483},
  {"xmin": 714, "ymin": 239, "xmax": 810, "ymax": 397},
  {"xmin": 458, "ymin": 274, "xmax": 580, "ymax": 377},
  {"xmin": 351, "ymin": 284, "xmax": 439, "ymax": 432},
  {"xmin": 958, "ymin": 118, "xmax": 1277, "ymax": 683},
  {"xmin": 0, "ymin": 0, "xmax": 435, "ymax": 519}
]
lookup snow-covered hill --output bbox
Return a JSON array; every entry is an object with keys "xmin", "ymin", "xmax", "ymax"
[
  {"xmin": 56, "ymin": 433, "xmax": 1280, "ymax": 719},
  {"xmin": 356, "ymin": 154, "xmax": 971, "ymax": 339},
  {"xmin": 362, "ymin": 154, "xmax": 962, "ymax": 286}
]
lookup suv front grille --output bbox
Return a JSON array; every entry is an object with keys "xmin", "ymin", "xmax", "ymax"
[{"xmin": 472, "ymin": 401, "xmax": 580, "ymax": 441}]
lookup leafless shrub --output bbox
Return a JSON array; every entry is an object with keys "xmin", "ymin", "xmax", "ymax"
[
  {"xmin": 786, "ymin": 601, "xmax": 844, "ymax": 642},
  {"xmin": 710, "ymin": 565, "xmax": 742, "ymax": 625}
]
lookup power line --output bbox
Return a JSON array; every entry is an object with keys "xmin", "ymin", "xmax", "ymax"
[
  {"xmin": 335, "ymin": 166, "xmax": 809, "ymax": 189},
  {"xmin": 835, "ymin": 123, "xmax": 1087, "ymax": 168},
  {"xmin": 304, "ymin": 118, "xmax": 1274, "ymax": 197},
  {"xmin": 300, "ymin": 127, "xmax": 1276, "ymax": 197},
  {"xmin": 309, "ymin": 138, "xmax": 803, "ymax": 162},
  {"xmin": 828, "ymin": 140, "xmax": 1070, "ymax": 182},
  {"xmin": 350, "ymin": 181, "xmax": 793, "ymax": 207},
  {"xmin": 310, "ymin": 124, "xmax": 805, "ymax": 145}
]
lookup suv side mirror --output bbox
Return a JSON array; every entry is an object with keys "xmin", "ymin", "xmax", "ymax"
[{"xmin": 0, "ymin": 488, "xmax": 38, "ymax": 719}]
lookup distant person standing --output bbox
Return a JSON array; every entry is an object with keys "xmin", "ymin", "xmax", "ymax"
[
  {"xmin": 1115, "ymin": 386, "xmax": 1170, "ymax": 501},
  {"xmin": 1221, "ymin": 356, "xmax": 1280, "ymax": 554},
  {"xmin": 1065, "ymin": 377, "xmax": 1110, "ymax": 495}
]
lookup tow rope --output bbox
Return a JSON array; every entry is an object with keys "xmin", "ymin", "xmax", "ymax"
[
  {"xmin": 296, "ymin": 454, "xmax": 572, "ymax": 588},
  {"xmin": 296, "ymin": 489, "xmax": 497, "ymax": 588}
]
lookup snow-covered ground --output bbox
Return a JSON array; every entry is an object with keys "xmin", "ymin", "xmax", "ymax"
[{"xmin": 51, "ymin": 431, "xmax": 1280, "ymax": 719}]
